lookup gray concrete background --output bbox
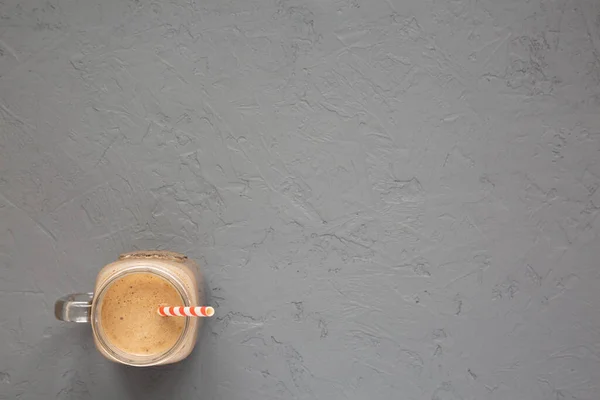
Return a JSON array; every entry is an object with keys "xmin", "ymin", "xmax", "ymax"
[{"xmin": 1, "ymin": 0, "xmax": 599, "ymax": 398}]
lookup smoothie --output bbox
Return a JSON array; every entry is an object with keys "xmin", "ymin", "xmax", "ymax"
[{"xmin": 99, "ymin": 272, "xmax": 185, "ymax": 356}]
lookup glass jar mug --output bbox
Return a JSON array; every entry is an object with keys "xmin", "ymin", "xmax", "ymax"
[{"xmin": 55, "ymin": 251, "xmax": 205, "ymax": 367}]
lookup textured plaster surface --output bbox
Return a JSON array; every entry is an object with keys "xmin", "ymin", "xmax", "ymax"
[{"xmin": 1, "ymin": 0, "xmax": 600, "ymax": 399}]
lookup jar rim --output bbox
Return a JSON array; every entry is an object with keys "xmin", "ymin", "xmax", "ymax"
[{"xmin": 91, "ymin": 265, "xmax": 191, "ymax": 366}]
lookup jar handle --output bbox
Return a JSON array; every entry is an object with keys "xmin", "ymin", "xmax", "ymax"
[{"xmin": 54, "ymin": 293, "xmax": 94, "ymax": 323}]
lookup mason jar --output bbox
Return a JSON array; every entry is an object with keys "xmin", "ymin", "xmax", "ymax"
[{"xmin": 55, "ymin": 251, "xmax": 204, "ymax": 367}]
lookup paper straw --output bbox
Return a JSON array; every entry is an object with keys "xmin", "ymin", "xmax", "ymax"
[{"xmin": 158, "ymin": 306, "xmax": 214, "ymax": 317}]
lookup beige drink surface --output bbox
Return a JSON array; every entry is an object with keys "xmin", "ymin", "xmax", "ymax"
[{"xmin": 100, "ymin": 272, "xmax": 185, "ymax": 356}]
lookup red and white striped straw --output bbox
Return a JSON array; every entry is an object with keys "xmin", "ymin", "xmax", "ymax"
[{"xmin": 158, "ymin": 306, "xmax": 215, "ymax": 317}]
